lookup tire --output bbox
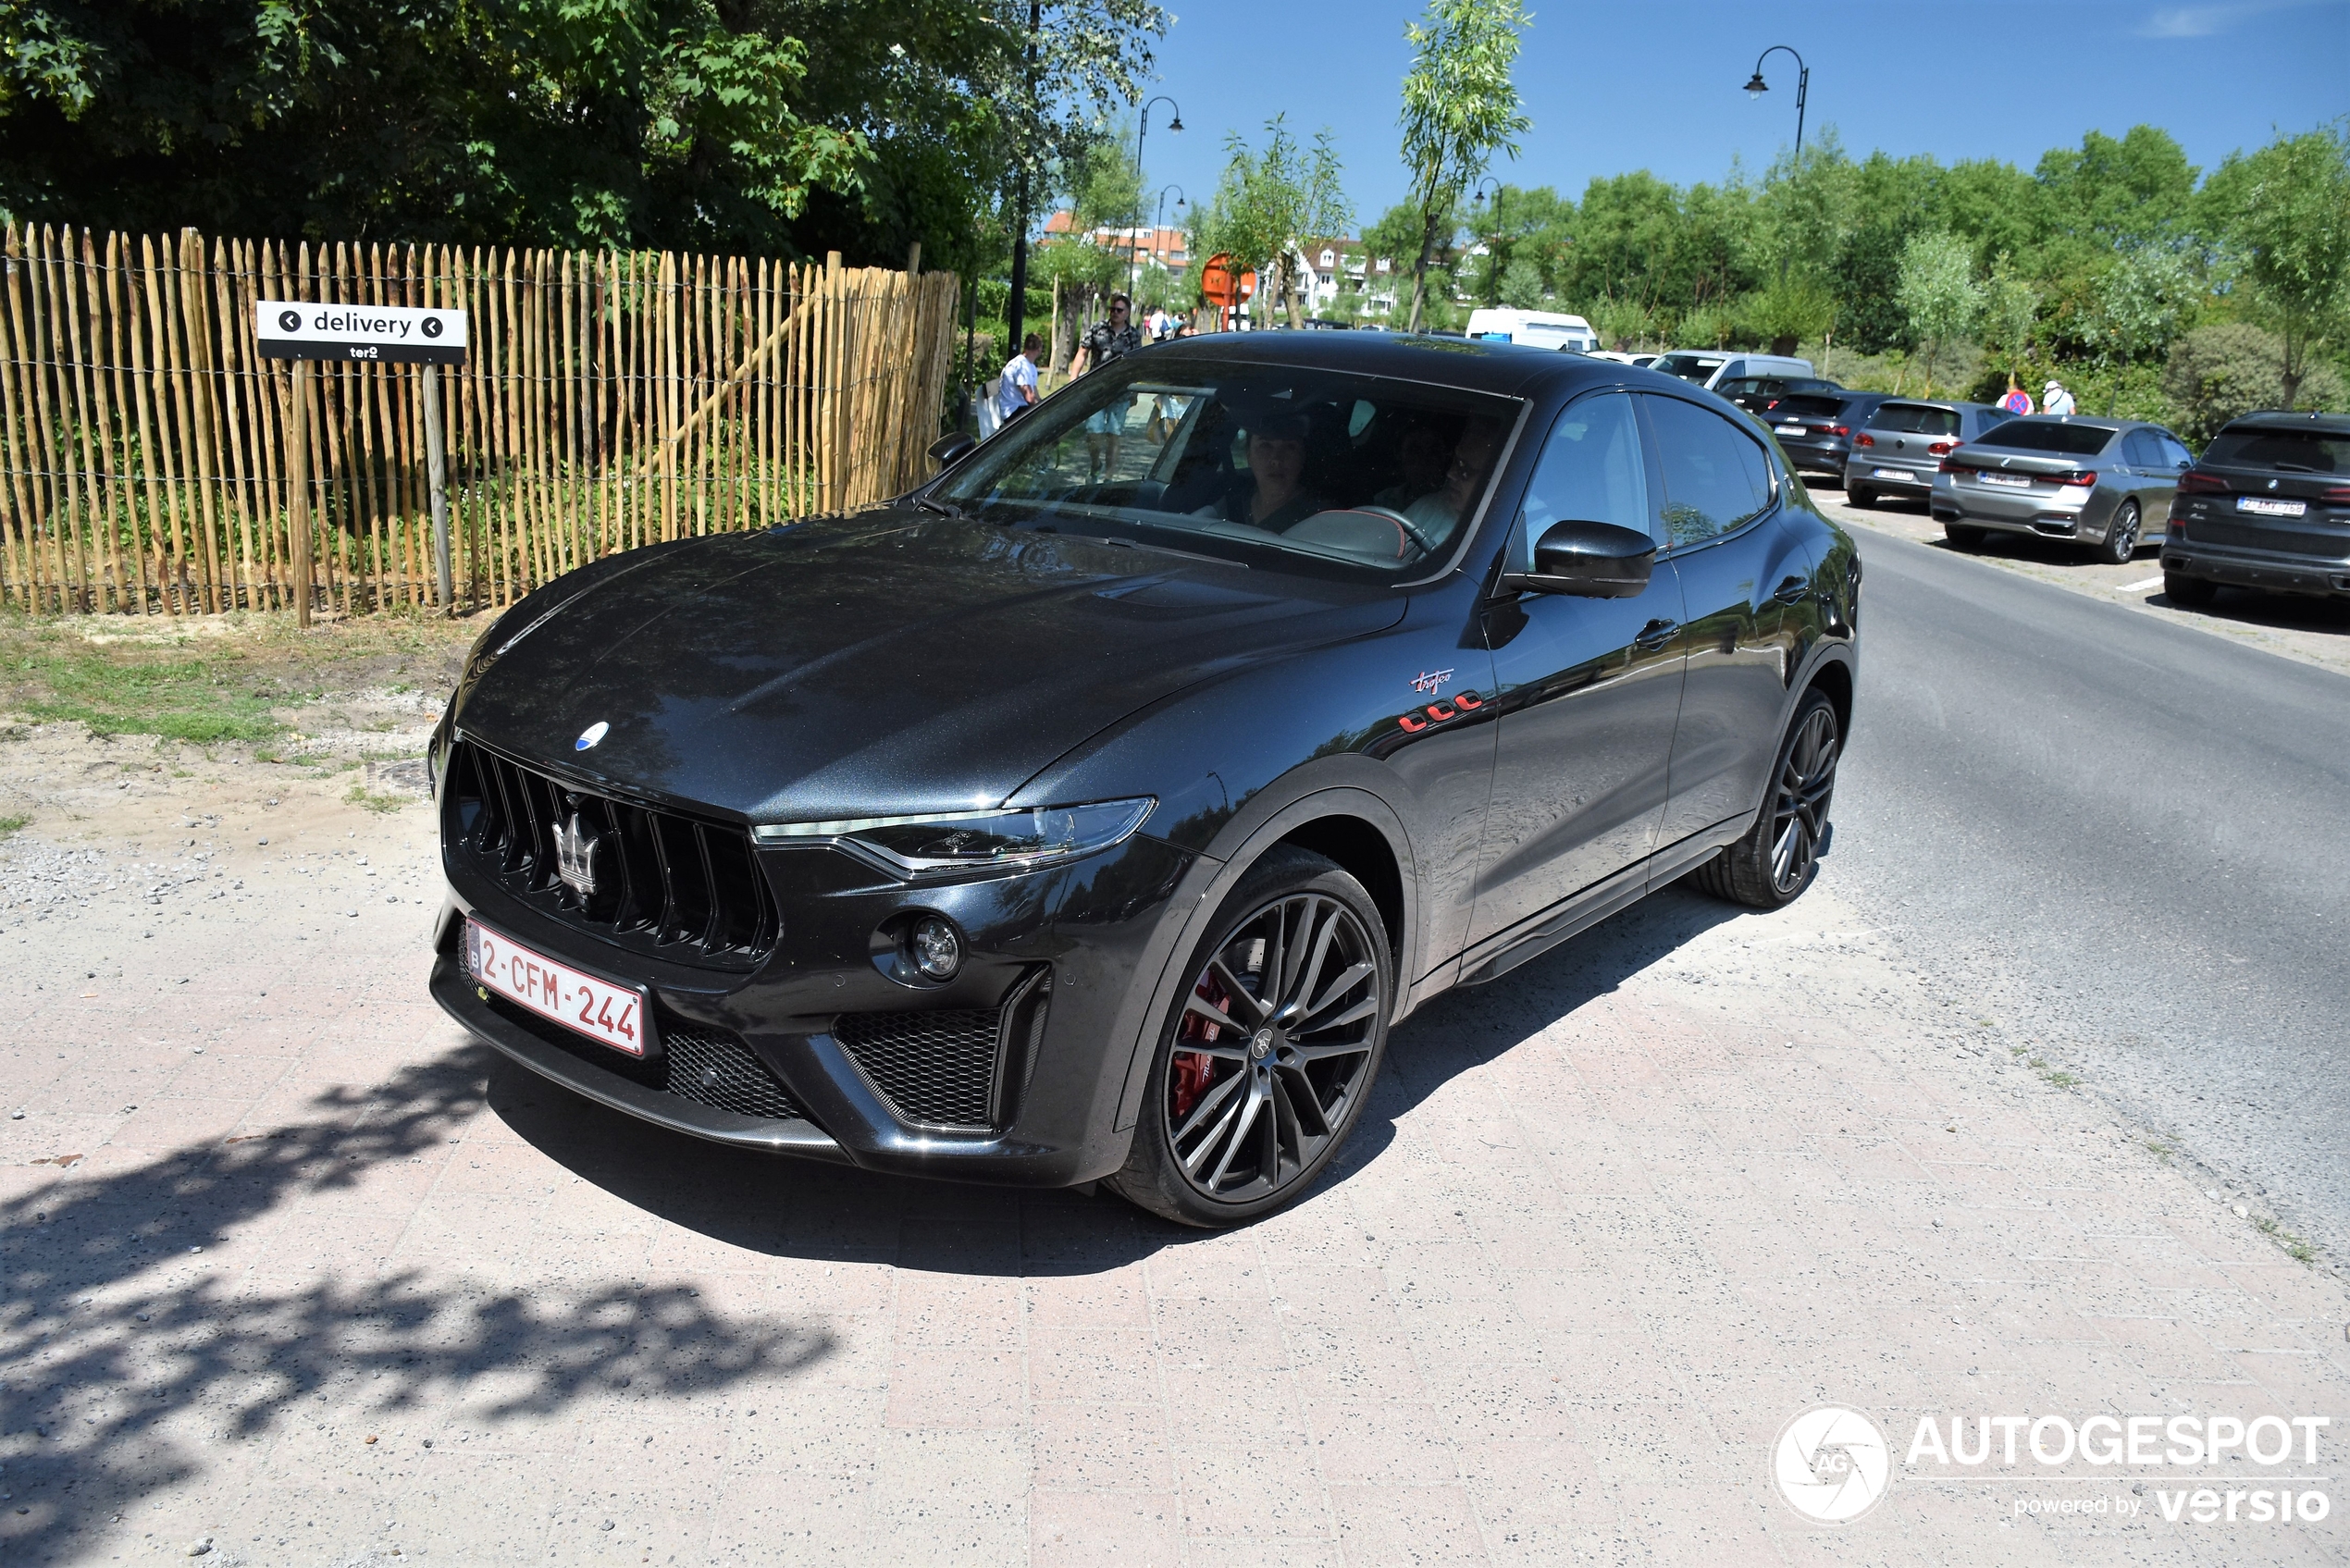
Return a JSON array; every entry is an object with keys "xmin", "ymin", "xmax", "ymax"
[
  {"xmin": 1847, "ymin": 486, "xmax": 1876, "ymax": 510},
  {"xmin": 1943, "ymin": 523, "xmax": 1986, "ymax": 549},
  {"xmin": 1688, "ymin": 690, "xmax": 1842, "ymax": 911},
  {"xmin": 2164, "ymin": 570, "xmax": 2218, "ymax": 608},
  {"xmin": 2097, "ymin": 500, "xmax": 2142, "ymax": 565},
  {"xmin": 1108, "ymin": 846, "xmax": 1392, "ymax": 1228}
]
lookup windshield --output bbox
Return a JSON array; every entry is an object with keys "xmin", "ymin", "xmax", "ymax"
[
  {"xmin": 2202, "ymin": 427, "xmax": 2350, "ymax": 474},
  {"xmin": 1975, "ymin": 420, "xmax": 2118, "ymax": 456},
  {"xmin": 1653, "ymin": 352, "xmax": 1726, "ymax": 383},
  {"xmin": 1775, "ymin": 395, "xmax": 1847, "ymax": 420},
  {"xmin": 931, "ymin": 357, "xmax": 1522, "ymax": 580}
]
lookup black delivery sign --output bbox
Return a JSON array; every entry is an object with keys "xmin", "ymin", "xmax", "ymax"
[{"xmin": 254, "ymin": 301, "xmax": 467, "ymax": 364}]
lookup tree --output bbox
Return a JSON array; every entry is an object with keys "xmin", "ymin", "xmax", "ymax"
[
  {"xmin": 1396, "ymin": 0, "xmax": 1529, "ymax": 330},
  {"xmin": 2162, "ymin": 323, "xmax": 2348, "ymax": 444},
  {"xmin": 2082, "ymin": 241, "xmax": 2198, "ymax": 406},
  {"xmin": 1979, "ymin": 252, "xmax": 2041, "ymax": 383},
  {"xmin": 1194, "ymin": 115, "xmax": 1350, "ymax": 329},
  {"xmin": 2220, "ymin": 125, "xmax": 2350, "ymax": 405},
  {"xmin": 1895, "ymin": 230, "xmax": 1984, "ymax": 394}
]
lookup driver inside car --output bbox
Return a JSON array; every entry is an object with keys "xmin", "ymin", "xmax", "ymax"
[
  {"xmin": 1192, "ymin": 411, "xmax": 1328, "ymax": 531},
  {"xmin": 1398, "ymin": 420, "xmax": 1503, "ymax": 549}
]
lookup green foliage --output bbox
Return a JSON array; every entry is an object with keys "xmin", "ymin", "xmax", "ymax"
[
  {"xmin": 1979, "ymin": 253, "xmax": 2040, "ymax": 379},
  {"xmin": 1740, "ymin": 271, "xmax": 1836, "ymax": 352},
  {"xmin": 2213, "ymin": 125, "xmax": 2350, "ymax": 402},
  {"xmin": 2162, "ymin": 322, "xmax": 2349, "ymax": 444},
  {"xmin": 0, "ymin": 0, "xmax": 1168, "ymax": 269},
  {"xmin": 1194, "ymin": 115, "xmax": 1350, "ymax": 328},
  {"xmin": 1397, "ymin": 0, "xmax": 1529, "ymax": 329},
  {"xmin": 2084, "ymin": 241, "xmax": 2198, "ymax": 371},
  {"xmin": 1895, "ymin": 231, "xmax": 1983, "ymax": 394}
]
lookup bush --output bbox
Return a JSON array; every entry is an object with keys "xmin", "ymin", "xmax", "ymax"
[{"xmin": 2162, "ymin": 323, "xmax": 2347, "ymax": 445}]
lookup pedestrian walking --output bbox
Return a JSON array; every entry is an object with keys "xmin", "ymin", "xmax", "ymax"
[
  {"xmin": 996, "ymin": 332, "xmax": 1042, "ymax": 426},
  {"xmin": 1999, "ymin": 379, "xmax": 2035, "ymax": 416},
  {"xmin": 1068, "ymin": 293, "xmax": 1143, "ymax": 480},
  {"xmin": 2043, "ymin": 378, "xmax": 2077, "ymax": 417}
]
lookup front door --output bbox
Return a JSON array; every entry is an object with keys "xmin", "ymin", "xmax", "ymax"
[
  {"xmin": 1640, "ymin": 392, "xmax": 1815, "ymax": 846},
  {"xmin": 1470, "ymin": 392, "xmax": 1686, "ymax": 946}
]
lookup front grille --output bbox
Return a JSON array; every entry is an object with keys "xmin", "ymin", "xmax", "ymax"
[
  {"xmin": 834, "ymin": 969, "xmax": 1051, "ymax": 1131},
  {"xmin": 446, "ymin": 739, "xmax": 779, "ymax": 970},
  {"xmin": 478, "ymin": 989, "xmax": 807, "ymax": 1124},
  {"xmin": 662, "ymin": 1026, "xmax": 803, "ymax": 1120}
]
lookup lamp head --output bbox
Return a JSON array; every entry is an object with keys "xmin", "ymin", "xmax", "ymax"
[
  {"xmin": 1744, "ymin": 71, "xmax": 1769, "ymax": 98},
  {"xmin": 1169, "ymin": 115, "xmax": 1183, "ymax": 133}
]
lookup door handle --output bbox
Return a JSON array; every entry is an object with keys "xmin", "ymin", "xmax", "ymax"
[
  {"xmin": 1772, "ymin": 574, "xmax": 1809, "ymax": 605},
  {"xmin": 1632, "ymin": 618, "xmax": 1680, "ymax": 651}
]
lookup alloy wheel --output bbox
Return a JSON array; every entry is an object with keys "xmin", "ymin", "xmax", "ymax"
[
  {"xmin": 2106, "ymin": 502, "xmax": 2141, "ymax": 564},
  {"xmin": 1768, "ymin": 704, "xmax": 1841, "ymax": 895},
  {"xmin": 1163, "ymin": 892, "xmax": 1383, "ymax": 1204}
]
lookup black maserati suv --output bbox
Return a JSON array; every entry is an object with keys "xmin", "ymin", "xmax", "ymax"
[{"xmin": 428, "ymin": 333, "xmax": 1860, "ymax": 1226}]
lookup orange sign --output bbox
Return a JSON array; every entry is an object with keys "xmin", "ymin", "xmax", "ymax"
[{"xmin": 1198, "ymin": 253, "xmax": 1257, "ymax": 308}]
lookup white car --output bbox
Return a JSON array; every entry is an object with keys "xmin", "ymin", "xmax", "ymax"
[
  {"xmin": 1465, "ymin": 307, "xmax": 1599, "ymax": 353},
  {"xmin": 1651, "ymin": 350, "xmax": 1815, "ymax": 390}
]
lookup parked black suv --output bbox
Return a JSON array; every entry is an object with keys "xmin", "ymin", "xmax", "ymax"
[
  {"xmin": 1715, "ymin": 376, "xmax": 1842, "ymax": 416},
  {"xmin": 2162, "ymin": 412, "xmax": 2350, "ymax": 605},
  {"xmin": 1764, "ymin": 391, "xmax": 1891, "ymax": 480}
]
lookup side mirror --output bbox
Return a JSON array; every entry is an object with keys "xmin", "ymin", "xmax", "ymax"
[
  {"xmin": 1502, "ymin": 520, "xmax": 1656, "ymax": 599},
  {"xmin": 928, "ymin": 431, "xmax": 977, "ymax": 467}
]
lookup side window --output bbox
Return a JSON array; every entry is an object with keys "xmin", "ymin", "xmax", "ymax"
[
  {"xmin": 1515, "ymin": 393, "xmax": 1651, "ymax": 566},
  {"xmin": 2160, "ymin": 434, "xmax": 2195, "ymax": 468},
  {"xmin": 1643, "ymin": 395, "xmax": 1775, "ymax": 549},
  {"xmin": 2122, "ymin": 429, "xmax": 2160, "ymax": 467}
]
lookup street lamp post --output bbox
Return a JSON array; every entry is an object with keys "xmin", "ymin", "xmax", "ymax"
[
  {"xmin": 1742, "ymin": 45, "xmax": 1809, "ymax": 160},
  {"xmin": 1130, "ymin": 96, "xmax": 1183, "ymax": 303},
  {"xmin": 1151, "ymin": 184, "xmax": 1186, "ymax": 330},
  {"xmin": 1470, "ymin": 177, "xmax": 1504, "ymax": 307}
]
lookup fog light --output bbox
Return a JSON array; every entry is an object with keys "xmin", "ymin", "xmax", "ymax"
[{"xmin": 911, "ymin": 917, "xmax": 961, "ymax": 982}]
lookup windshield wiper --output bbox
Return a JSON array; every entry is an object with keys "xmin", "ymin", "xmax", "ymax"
[
  {"xmin": 914, "ymin": 495, "xmax": 965, "ymax": 519},
  {"xmin": 1081, "ymin": 536, "xmax": 1248, "ymax": 569},
  {"xmin": 2266, "ymin": 463, "xmax": 2319, "ymax": 474}
]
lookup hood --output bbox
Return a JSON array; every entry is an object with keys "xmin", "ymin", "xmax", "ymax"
[{"xmin": 452, "ymin": 512, "xmax": 1404, "ymax": 822}]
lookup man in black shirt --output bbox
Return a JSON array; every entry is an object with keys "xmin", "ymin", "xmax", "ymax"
[{"xmin": 1069, "ymin": 293, "xmax": 1144, "ymax": 481}]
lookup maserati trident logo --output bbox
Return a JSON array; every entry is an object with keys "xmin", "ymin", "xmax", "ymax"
[
  {"xmin": 555, "ymin": 809, "xmax": 601, "ymax": 900},
  {"xmin": 575, "ymin": 721, "xmax": 610, "ymax": 751}
]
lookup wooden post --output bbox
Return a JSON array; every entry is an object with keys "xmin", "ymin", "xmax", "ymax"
[
  {"xmin": 423, "ymin": 361, "xmax": 452, "ymax": 611},
  {"xmin": 289, "ymin": 357, "xmax": 312, "ymax": 626},
  {"xmin": 908, "ymin": 241, "xmax": 921, "ymax": 277}
]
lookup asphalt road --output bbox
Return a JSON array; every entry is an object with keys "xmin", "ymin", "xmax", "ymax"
[{"xmin": 1830, "ymin": 521, "xmax": 2350, "ymax": 1262}]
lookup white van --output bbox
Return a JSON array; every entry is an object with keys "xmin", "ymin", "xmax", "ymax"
[
  {"xmin": 1651, "ymin": 350, "xmax": 1814, "ymax": 389},
  {"xmin": 1466, "ymin": 308, "xmax": 1599, "ymax": 353}
]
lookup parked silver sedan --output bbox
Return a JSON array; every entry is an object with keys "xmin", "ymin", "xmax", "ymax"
[{"xmin": 1932, "ymin": 416, "xmax": 2195, "ymax": 563}]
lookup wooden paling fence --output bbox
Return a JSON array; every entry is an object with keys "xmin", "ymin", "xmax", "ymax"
[{"xmin": 0, "ymin": 226, "xmax": 960, "ymax": 616}]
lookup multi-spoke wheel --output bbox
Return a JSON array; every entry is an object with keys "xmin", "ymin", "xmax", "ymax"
[
  {"xmin": 1688, "ymin": 689, "xmax": 1842, "ymax": 910},
  {"xmin": 1110, "ymin": 847, "xmax": 1391, "ymax": 1227},
  {"xmin": 2098, "ymin": 500, "xmax": 2142, "ymax": 565}
]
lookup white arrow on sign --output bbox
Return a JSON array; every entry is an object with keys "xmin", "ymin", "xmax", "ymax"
[{"xmin": 254, "ymin": 301, "xmax": 468, "ymax": 364}]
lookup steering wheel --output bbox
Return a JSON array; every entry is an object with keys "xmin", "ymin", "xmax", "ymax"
[{"xmin": 1356, "ymin": 504, "xmax": 1440, "ymax": 558}]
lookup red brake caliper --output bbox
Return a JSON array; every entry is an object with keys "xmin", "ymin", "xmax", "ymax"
[{"xmin": 1170, "ymin": 969, "xmax": 1231, "ymax": 1119}]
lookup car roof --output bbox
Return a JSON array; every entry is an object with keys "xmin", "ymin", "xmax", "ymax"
[
  {"xmin": 1137, "ymin": 328, "xmax": 1642, "ymax": 401},
  {"xmin": 2221, "ymin": 410, "xmax": 2350, "ymax": 435}
]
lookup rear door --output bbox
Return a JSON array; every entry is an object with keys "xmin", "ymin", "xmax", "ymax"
[
  {"xmin": 1640, "ymin": 393, "xmax": 1816, "ymax": 846},
  {"xmin": 1470, "ymin": 392, "xmax": 1685, "ymax": 944}
]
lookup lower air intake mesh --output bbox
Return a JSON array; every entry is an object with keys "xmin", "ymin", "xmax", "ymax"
[
  {"xmin": 662, "ymin": 1027, "xmax": 803, "ymax": 1121},
  {"xmin": 833, "ymin": 1007, "xmax": 1002, "ymax": 1129}
]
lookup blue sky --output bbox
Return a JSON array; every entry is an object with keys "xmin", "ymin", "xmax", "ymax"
[{"xmin": 1117, "ymin": 0, "xmax": 2350, "ymax": 235}]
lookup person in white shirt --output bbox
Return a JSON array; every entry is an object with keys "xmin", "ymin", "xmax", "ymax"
[
  {"xmin": 996, "ymin": 334, "xmax": 1042, "ymax": 424},
  {"xmin": 2042, "ymin": 379, "xmax": 2077, "ymax": 417}
]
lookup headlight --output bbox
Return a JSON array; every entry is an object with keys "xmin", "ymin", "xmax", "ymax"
[{"xmin": 754, "ymin": 798, "xmax": 1155, "ymax": 879}]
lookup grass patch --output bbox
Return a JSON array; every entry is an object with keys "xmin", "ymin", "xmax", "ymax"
[
  {"xmin": 344, "ymin": 783, "xmax": 407, "ymax": 814},
  {"xmin": 2042, "ymin": 1069, "xmax": 2082, "ymax": 1090},
  {"xmin": 2146, "ymin": 1139, "xmax": 2173, "ymax": 1162},
  {"xmin": 0, "ymin": 812, "xmax": 27, "ymax": 835},
  {"xmin": 0, "ymin": 608, "xmax": 478, "ymax": 745}
]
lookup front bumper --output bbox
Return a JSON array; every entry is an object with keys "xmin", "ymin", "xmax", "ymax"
[
  {"xmin": 434, "ymin": 805, "xmax": 1202, "ymax": 1187},
  {"xmin": 2161, "ymin": 542, "xmax": 2350, "ymax": 599}
]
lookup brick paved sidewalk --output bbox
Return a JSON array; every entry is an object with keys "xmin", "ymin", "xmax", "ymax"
[{"xmin": 3, "ymin": 795, "xmax": 2344, "ymax": 1566}]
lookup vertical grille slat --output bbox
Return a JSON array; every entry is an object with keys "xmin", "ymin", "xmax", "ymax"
[{"xmin": 444, "ymin": 739, "xmax": 780, "ymax": 972}]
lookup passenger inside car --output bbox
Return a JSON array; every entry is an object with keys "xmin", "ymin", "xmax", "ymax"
[{"xmin": 1191, "ymin": 411, "xmax": 1329, "ymax": 529}]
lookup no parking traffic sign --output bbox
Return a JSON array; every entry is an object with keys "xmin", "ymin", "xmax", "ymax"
[{"xmin": 254, "ymin": 301, "xmax": 467, "ymax": 364}]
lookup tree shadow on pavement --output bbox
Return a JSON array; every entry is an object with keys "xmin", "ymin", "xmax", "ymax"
[{"xmin": 0, "ymin": 1052, "xmax": 830, "ymax": 1565}]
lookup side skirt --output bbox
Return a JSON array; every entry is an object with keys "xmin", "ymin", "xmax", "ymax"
[{"xmin": 1452, "ymin": 816, "xmax": 1752, "ymax": 990}]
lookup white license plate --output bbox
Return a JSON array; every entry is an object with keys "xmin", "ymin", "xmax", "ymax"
[
  {"xmin": 1872, "ymin": 467, "xmax": 1911, "ymax": 481},
  {"xmin": 2237, "ymin": 496, "xmax": 2307, "ymax": 517},
  {"xmin": 1978, "ymin": 472, "xmax": 2031, "ymax": 488},
  {"xmin": 1775, "ymin": 424, "xmax": 1805, "ymax": 436},
  {"xmin": 466, "ymin": 917, "xmax": 649, "ymax": 1056}
]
